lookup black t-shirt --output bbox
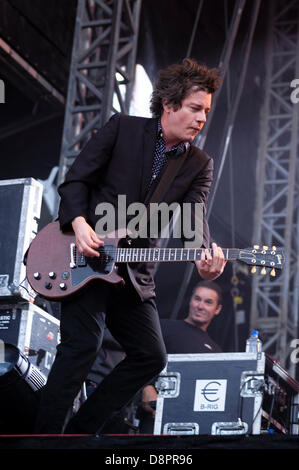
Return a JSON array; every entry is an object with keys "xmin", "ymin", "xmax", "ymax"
[{"xmin": 160, "ymin": 319, "xmax": 222, "ymax": 353}]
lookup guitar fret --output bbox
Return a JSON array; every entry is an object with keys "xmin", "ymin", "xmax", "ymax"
[{"xmin": 118, "ymin": 248, "xmax": 125, "ymax": 262}]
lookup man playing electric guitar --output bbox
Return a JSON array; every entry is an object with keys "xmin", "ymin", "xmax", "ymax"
[{"xmin": 34, "ymin": 58, "xmax": 227, "ymax": 434}]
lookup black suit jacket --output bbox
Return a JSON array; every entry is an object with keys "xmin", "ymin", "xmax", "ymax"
[{"xmin": 58, "ymin": 113, "xmax": 213, "ymax": 300}]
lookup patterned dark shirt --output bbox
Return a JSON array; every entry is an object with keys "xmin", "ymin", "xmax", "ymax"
[{"xmin": 149, "ymin": 120, "xmax": 185, "ymax": 187}]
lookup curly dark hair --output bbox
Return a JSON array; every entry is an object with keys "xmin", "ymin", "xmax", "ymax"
[{"xmin": 150, "ymin": 58, "xmax": 222, "ymax": 118}]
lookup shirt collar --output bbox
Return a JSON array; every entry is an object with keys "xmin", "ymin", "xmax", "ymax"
[{"xmin": 157, "ymin": 119, "xmax": 189, "ymax": 154}]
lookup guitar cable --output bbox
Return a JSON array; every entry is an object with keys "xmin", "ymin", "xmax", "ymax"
[{"xmin": 18, "ymin": 277, "xmax": 36, "ymax": 300}]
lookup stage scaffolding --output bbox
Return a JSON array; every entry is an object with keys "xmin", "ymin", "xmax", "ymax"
[
  {"xmin": 54, "ymin": 0, "xmax": 299, "ymax": 375},
  {"xmin": 56, "ymin": 0, "xmax": 142, "ymax": 187},
  {"xmin": 250, "ymin": 0, "xmax": 299, "ymax": 375}
]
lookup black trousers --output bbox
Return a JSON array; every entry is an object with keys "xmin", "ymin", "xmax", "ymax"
[{"xmin": 34, "ymin": 279, "xmax": 167, "ymax": 434}]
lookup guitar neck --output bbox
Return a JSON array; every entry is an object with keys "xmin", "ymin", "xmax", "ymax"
[{"xmin": 116, "ymin": 247, "xmax": 240, "ymax": 263}]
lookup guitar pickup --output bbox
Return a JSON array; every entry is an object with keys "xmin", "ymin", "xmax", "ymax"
[
  {"xmin": 77, "ymin": 252, "xmax": 86, "ymax": 267},
  {"xmin": 70, "ymin": 243, "xmax": 86, "ymax": 268}
]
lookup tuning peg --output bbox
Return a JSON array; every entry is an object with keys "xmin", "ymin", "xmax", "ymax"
[
  {"xmin": 251, "ymin": 266, "xmax": 257, "ymax": 274},
  {"xmin": 270, "ymin": 268, "xmax": 276, "ymax": 277},
  {"xmin": 272, "ymin": 246, "xmax": 276, "ymax": 251},
  {"xmin": 233, "ymin": 296, "xmax": 243, "ymax": 305},
  {"xmin": 262, "ymin": 245, "xmax": 268, "ymax": 250},
  {"xmin": 261, "ymin": 267, "xmax": 267, "ymax": 275},
  {"xmin": 253, "ymin": 245, "xmax": 259, "ymax": 249}
]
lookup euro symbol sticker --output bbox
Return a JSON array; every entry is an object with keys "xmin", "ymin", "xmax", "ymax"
[
  {"xmin": 194, "ymin": 379, "xmax": 227, "ymax": 412},
  {"xmin": 201, "ymin": 381, "xmax": 222, "ymax": 402}
]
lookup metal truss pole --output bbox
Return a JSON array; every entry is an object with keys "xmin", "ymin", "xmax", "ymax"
[
  {"xmin": 56, "ymin": 0, "xmax": 142, "ymax": 188},
  {"xmin": 170, "ymin": 0, "xmax": 263, "ymax": 321},
  {"xmin": 194, "ymin": 0, "xmax": 247, "ymax": 151},
  {"xmin": 250, "ymin": 0, "xmax": 299, "ymax": 374}
]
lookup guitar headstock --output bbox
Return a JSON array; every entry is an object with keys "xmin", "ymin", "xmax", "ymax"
[{"xmin": 238, "ymin": 245, "xmax": 285, "ymax": 276}]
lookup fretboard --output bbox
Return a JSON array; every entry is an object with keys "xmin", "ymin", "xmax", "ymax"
[{"xmin": 115, "ymin": 247, "xmax": 240, "ymax": 263}]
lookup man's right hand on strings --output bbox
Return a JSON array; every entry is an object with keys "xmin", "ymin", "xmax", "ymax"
[{"xmin": 72, "ymin": 216, "xmax": 104, "ymax": 257}]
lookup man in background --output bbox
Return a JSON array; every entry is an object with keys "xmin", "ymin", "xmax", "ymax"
[
  {"xmin": 160, "ymin": 280, "xmax": 223, "ymax": 354},
  {"xmin": 138, "ymin": 280, "xmax": 223, "ymax": 432}
]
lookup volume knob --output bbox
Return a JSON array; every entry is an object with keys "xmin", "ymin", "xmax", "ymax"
[
  {"xmin": 34, "ymin": 272, "xmax": 41, "ymax": 280},
  {"xmin": 59, "ymin": 283, "xmax": 67, "ymax": 290}
]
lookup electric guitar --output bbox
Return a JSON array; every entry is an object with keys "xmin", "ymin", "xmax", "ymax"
[{"xmin": 25, "ymin": 221, "xmax": 285, "ymax": 300}]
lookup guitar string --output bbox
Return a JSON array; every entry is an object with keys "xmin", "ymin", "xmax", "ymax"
[
  {"xmin": 73, "ymin": 247, "xmax": 265, "ymax": 262},
  {"xmin": 74, "ymin": 248, "xmax": 263, "ymax": 257}
]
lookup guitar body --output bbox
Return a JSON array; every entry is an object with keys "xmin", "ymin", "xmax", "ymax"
[{"xmin": 26, "ymin": 221, "xmax": 126, "ymax": 300}]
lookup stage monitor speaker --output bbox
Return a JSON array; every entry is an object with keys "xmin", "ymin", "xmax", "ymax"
[{"xmin": 0, "ymin": 178, "xmax": 43, "ymax": 302}]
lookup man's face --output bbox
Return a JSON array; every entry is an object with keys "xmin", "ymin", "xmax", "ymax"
[
  {"xmin": 161, "ymin": 89, "xmax": 212, "ymax": 145},
  {"xmin": 186, "ymin": 286, "xmax": 222, "ymax": 331}
]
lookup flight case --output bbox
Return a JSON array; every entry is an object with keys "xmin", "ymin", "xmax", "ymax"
[
  {"xmin": 0, "ymin": 178, "xmax": 43, "ymax": 301},
  {"xmin": 0, "ymin": 301, "xmax": 60, "ymax": 378},
  {"xmin": 154, "ymin": 352, "xmax": 299, "ymax": 435}
]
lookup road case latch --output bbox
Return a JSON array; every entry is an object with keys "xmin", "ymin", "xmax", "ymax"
[
  {"xmin": 156, "ymin": 372, "xmax": 181, "ymax": 398},
  {"xmin": 240, "ymin": 371, "xmax": 265, "ymax": 397}
]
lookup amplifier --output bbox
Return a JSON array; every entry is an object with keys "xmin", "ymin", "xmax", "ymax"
[
  {"xmin": 0, "ymin": 301, "xmax": 60, "ymax": 379},
  {"xmin": 0, "ymin": 178, "xmax": 43, "ymax": 301},
  {"xmin": 154, "ymin": 352, "xmax": 299, "ymax": 436}
]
